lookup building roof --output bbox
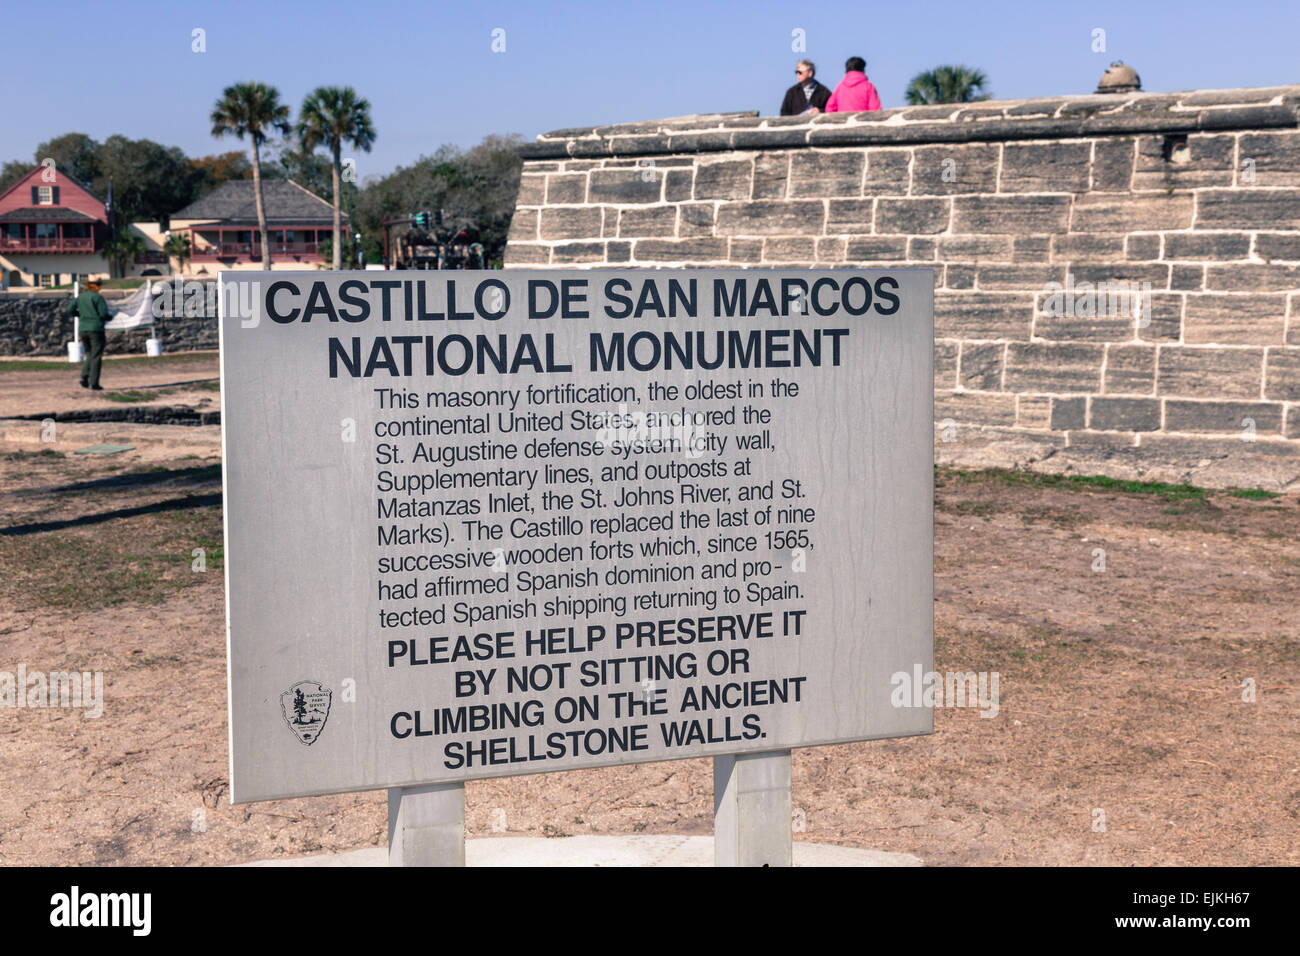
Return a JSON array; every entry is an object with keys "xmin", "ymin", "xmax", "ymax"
[
  {"xmin": 0, "ymin": 167, "xmax": 106, "ymax": 206},
  {"xmin": 171, "ymin": 179, "xmax": 344, "ymax": 224},
  {"xmin": 0, "ymin": 207, "xmax": 98, "ymax": 222},
  {"xmin": 0, "ymin": 167, "xmax": 107, "ymax": 222}
]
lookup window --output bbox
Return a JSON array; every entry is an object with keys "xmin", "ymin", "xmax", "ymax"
[
  {"xmin": 38, "ymin": 274, "xmax": 55, "ymax": 288},
  {"xmin": 38, "ymin": 186, "xmax": 53, "ymax": 204}
]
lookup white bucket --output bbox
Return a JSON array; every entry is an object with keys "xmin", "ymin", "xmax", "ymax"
[
  {"xmin": 68, "ymin": 341, "xmax": 84, "ymax": 363},
  {"xmin": 145, "ymin": 338, "xmax": 163, "ymax": 358}
]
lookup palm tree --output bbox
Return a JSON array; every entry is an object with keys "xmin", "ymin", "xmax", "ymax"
[
  {"xmin": 103, "ymin": 228, "xmax": 146, "ymax": 279},
  {"xmin": 163, "ymin": 232, "xmax": 192, "ymax": 276},
  {"xmin": 904, "ymin": 66, "xmax": 991, "ymax": 106},
  {"xmin": 297, "ymin": 86, "xmax": 375, "ymax": 270},
  {"xmin": 210, "ymin": 82, "xmax": 292, "ymax": 270}
]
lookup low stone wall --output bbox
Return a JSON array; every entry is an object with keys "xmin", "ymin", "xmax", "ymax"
[
  {"xmin": 0, "ymin": 287, "xmax": 218, "ymax": 356},
  {"xmin": 506, "ymin": 86, "xmax": 1300, "ymax": 489}
]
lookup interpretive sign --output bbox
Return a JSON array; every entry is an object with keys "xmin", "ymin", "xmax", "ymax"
[{"xmin": 222, "ymin": 269, "xmax": 933, "ymax": 803}]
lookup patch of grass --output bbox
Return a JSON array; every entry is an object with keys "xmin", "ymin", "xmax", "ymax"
[
  {"xmin": 13, "ymin": 537, "xmax": 177, "ymax": 608},
  {"xmin": 189, "ymin": 380, "xmax": 221, "ymax": 391},
  {"xmin": 192, "ymin": 539, "xmax": 224, "ymax": 567},
  {"xmin": 1019, "ymin": 506, "xmax": 1087, "ymax": 528},
  {"xmin": 127, "ymin": 653, "xmax": 184, "ymax": 669},
  {"xmin": 1229, "ymin": 488, "xmax": 1279, "ymax": 500},
  {"xmin": 0, "ymin": 353, "xmax": 214, "ymax": 372},
  {"xmin": 0, "ymin": 500, "xmax": 224, "ymax": 611},
  {"xmin": 105, "ymin": 388, "xmax": 176, "ymax": 403},
  {"xmin": 1148, "ymin": 520, "xmax": 1222, "ymax": 535},
  {"xmin": 3, "ymin": 448, "xmax": 65, "ymax": 461},
  {"xmin": 1160, "ymin": 497, "xmax": 1225, "ymax": 517},
  {"xmin": 950, "ymin": 467, "xmax": 1209, "ymax": 502}
]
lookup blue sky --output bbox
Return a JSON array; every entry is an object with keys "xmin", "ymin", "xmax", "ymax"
[{"xmin": 3, "ymin": 0, "xmax": 1296, "ymax": 183}]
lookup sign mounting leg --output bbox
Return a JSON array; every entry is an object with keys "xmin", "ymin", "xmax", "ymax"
[
  {"xmin": 388, "ymin": 783, "xmax": 465, "ymax": 866},
  {"xmin": 713, "ymin": 750, "xmax": 792, "ymax": 867}
]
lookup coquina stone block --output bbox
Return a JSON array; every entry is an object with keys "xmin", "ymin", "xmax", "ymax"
[
  {"xmin": 1157, "ymin": 347, "xmax": 1264, "ymax": 398},
  {"xmin": 1000, "ymin": 141, "xmax": 1092, "ymax": 192}
]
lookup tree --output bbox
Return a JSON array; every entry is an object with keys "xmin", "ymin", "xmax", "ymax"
[
  {"xmin": 454, "ymin": 135, "xmax": 523, "ymax": 264},
  {"xmin": 352, "ymin": 136, "xmax": 521, "ymax": 267},
  {"xmin": 904, "ymin": 65, "xmax": 991, "ymax": 105},
  {"xmin": 186, "ymin": 151, "xmax": 253, "ymax": 201},
  {"xmin": 0, "ymin": 160, "xmax": 29, "ymax": 195},
  {"xmin": 96, "ymin": 136, "xmax": 196, "ymax": 225},
  {"xmin": 210, "ymin": 82, "xmax": 292, "ymax": 269},
  {"xmin": 164, "ymin": 232, "xmax": 192, "ymax": 276},
  {"xmin": 263, "ymin": 144, "xmax": 333, "ymax": 197},
  {"xmin": 102, "ymin": 228, "xmax": 146, "ymax": 279},
  {"xmin": 34, "ymin": 133, "xmax": 101, "ymax": 186},
  {"xmin": 297, "ymin": 86, "xmax": 376, "ymax": 270}
]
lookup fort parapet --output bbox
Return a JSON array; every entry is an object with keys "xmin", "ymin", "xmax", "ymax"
[{"xmin": 506, "ymin": 86, "xmax": 1300, "ymax": 490}]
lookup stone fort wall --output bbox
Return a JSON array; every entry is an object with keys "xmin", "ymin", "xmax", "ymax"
[
  {"xmin": 505, "ymin": 86, "xmax": 1300, "ymax": 490},
  {"xmin": 0, "ymin": 287, "xmax": 219, "ymax": 356}
]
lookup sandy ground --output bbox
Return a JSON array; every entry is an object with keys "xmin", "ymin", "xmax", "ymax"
[
  {"xmin": 0, "ymin": 356, "xmax": 1297, "ymax": 865},
  {"xmin": 0, "ymin": 353, "xmax": 221, "ymax": 421}
]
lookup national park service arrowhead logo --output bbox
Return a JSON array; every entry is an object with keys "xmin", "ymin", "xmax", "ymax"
[{"xmin": 280, "ymin": 680, "xmax": 332, "ymax": 746}]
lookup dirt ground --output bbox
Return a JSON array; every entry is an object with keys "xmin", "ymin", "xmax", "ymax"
[
  {"xmin": 0, "ymin": 352, "xmax": 222, "ymax": 421},
  {"xmin": 1, "ymin": 355, "xmax": 1297, "ymax": 865}
]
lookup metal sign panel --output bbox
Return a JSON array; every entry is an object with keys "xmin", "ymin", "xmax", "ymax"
[{"xmin": 221, "ymin": 269, "xmax": 933, "ymax": 802}]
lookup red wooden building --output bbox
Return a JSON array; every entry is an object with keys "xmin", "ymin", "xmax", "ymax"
[{"xmin": 0, "ymin": 165, "xmax": 110, "ymax": 288}]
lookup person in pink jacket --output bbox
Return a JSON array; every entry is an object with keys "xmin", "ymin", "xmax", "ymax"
[{"xmin": 826, "ymin": 56, "xmax": 882, "ymax": 112}]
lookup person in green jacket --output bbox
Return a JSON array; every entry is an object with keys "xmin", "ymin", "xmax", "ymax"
[{"xmin": 66, "ymin": 279, "xmax": 110, "ymax": 390}]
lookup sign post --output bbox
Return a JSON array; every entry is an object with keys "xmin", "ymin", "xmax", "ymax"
[
  {"xmin": 220, "ymin": 269, "xmax": 933, "ymax": 866},
  {"xmin": 714, "ymin": 750, "xmax": 792, "ymax": 866},
  {"xmin": 387, "ymin": 782, "xmax": 465, "ymax": 866}
]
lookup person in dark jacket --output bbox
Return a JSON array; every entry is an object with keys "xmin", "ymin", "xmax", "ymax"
[
  {"xmin": 781, "ymin": 60, "xmax": 831, "ymax": 116},
  {"xmin": 66, "ymin": 279, "xmax": 110, "ymax": 390}
]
